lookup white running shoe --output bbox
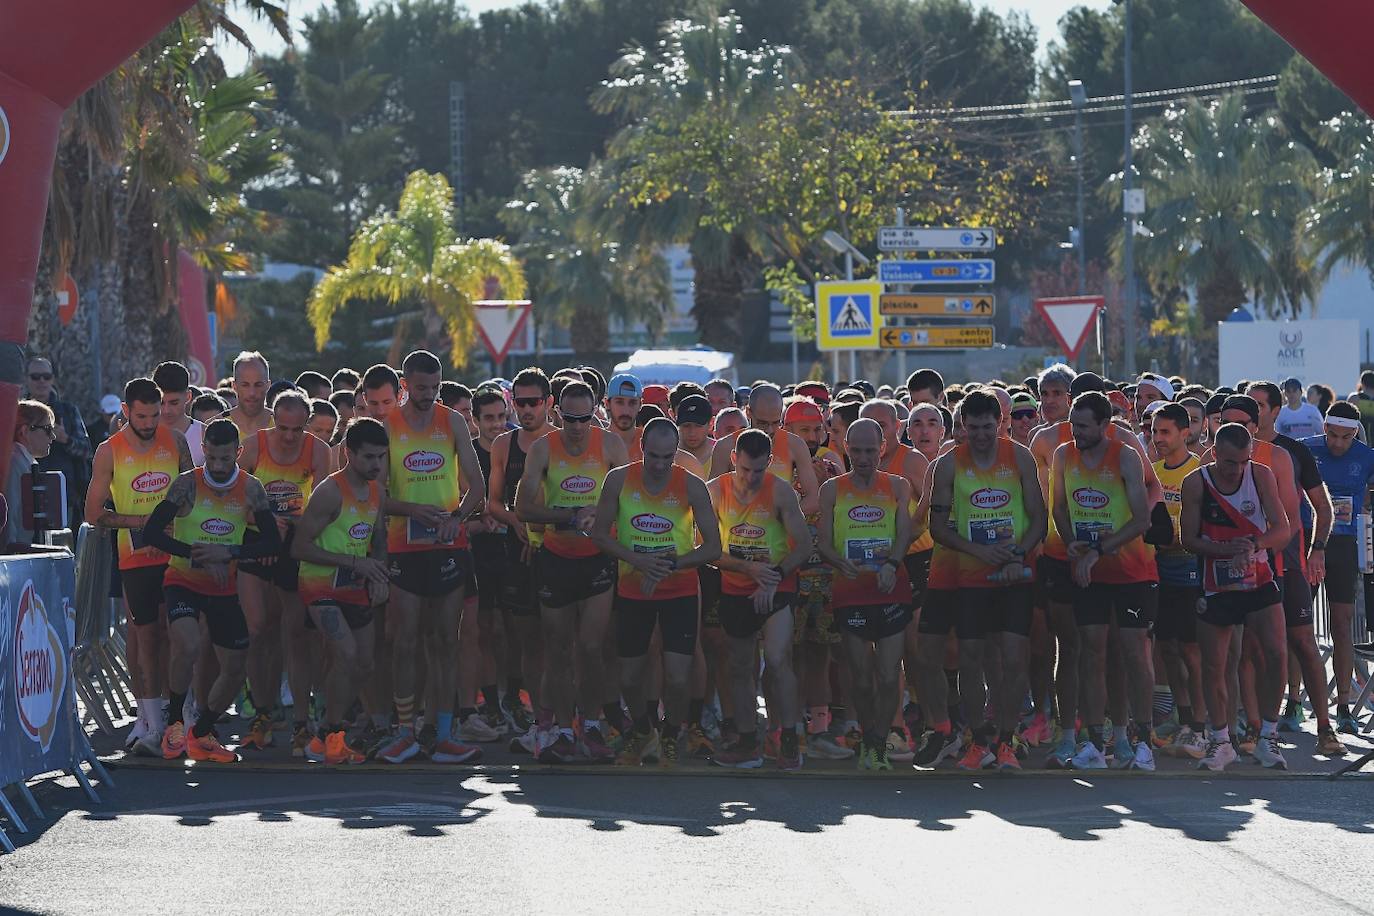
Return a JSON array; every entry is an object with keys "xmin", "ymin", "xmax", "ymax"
[
  {"xmin": 885, "ymin": 730, "xmax": 915, "ymax": 763},
  {"xmin": 1172, "ymin": 726, "xmax": 1206, "ymax": 760},
  {"xmin": 459, "ymin": 712, "xmax": 501, "ymax": 743},
  {"xmin": 1129, "ymin": 741, "xmax": 1156, "ymax": 771},
  {"xmin": 1197, "ymin": 737, "xmax": 1238, "ymax": 772},
  {"xmin": 125, "ymin": 715, "xmax": 149, "ymax": 751},
  {"xmin": 806, "ymin": 734, "xmax": 856, "ymax": 760},
  {"xmin": 1252, "ymin": 733, "xmax": 1287, "ymax": 770},
  {"xmin": 1069, "ymin": 741, "xmax": 1108, "ymax": 770},
  {"xmin": 133, "ymin": 730, "xmax": 164, "ymax": 758}
]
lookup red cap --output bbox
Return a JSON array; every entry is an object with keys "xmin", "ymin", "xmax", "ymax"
[
  {"xmin": 1107, "ymin": 390, "xmax": 1131, "ymax": 412},
  {"xmin": 784, "ymin": 399, "xmax": 825, "ymax": 425},
  {"xmin": 795, "ymin": 381, "xmax": 830, "ymax": 405},
  {"xmin": 642, "ymin": 384, "xmax": 670, "ymax": 407}
]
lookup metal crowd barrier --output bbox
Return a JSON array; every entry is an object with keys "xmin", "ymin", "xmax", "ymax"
[{"xmin": 70, "ymin": 523, "xmax": 132, "ymax": 735}]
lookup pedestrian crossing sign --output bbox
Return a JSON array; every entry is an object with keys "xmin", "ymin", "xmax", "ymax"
[{"xmin": 815, "ymin": 280, "xmax": 882, "ymax": 350}]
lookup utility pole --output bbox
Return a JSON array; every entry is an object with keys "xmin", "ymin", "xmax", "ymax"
[{"xmin": 1120, "ymin": 0, "xmax": 1138, "ymax": 376}]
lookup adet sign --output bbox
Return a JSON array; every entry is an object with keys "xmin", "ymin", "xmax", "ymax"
[{"xmin": 1218, "ymin": 319, "xmax": 1359, "ymax": 388}]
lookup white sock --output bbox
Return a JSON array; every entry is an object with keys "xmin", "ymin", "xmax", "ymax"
[{"xmin": 146, "ymin": 698, "xmax": 166, "ymax": 732}]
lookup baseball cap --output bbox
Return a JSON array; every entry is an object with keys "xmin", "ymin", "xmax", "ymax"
[
  {"xmin": 1205, "ymin": 393, "xmax": 1227, "ymax": 416},
  {"xmin": 635, "ymin": 404, "xmax": 664, "ymax": 426},
  {"xmin": 1141, "ymin": 399, "xmax": 1171, "ymax": 418},
  {"xmin": 642, "ymin": 384, "xmax": 670, "ymax": 408},
  {"xmin": 606, "ymin": 373, "xmax": 643, "ymax": 400},
  {"xmin": 1070, "ymin": 371, "xmax": 1106, "ymax": 396},
  {"xmin": 1107, "ymin": 390, "xmax": 1131, "ymax": 413},
  {"xmin": 100, "ymin": 393, "xmax": 121, "ymax": 415},
  {"xmin": 1010, "ymin": 392, "xmax": 1038, "ymax": 412},
  {"xmin": 784, "ymin": 399, "xmax": 825, "ymax": 425},
  {"xmin": 676, "ymin": 395, "xmax": 712, "ymax": 427},
  {"xmin": 1281, "ymin": 377, "xmax": 1303, "ymax": 391},
  {"xmin": 1136, "ymin": 372, "xmax": 1175, "ymax": 402},
  {"xmin": 795, "ymin": 381, "xmax": 831, "ymax": 405}
]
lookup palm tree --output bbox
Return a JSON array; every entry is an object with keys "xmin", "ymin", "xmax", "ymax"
[
  {"xmin": 592, "ymin": 7, "xmax": 793, "ymax": 350},
  {"xmin": 1306, "ymin": 112, "xmax": 1374, "ymax": 283},
  {"xmin": 502, "ymin": 164, "xmax": 673, "ymax": 362},
  {"xmin": 308, "ymin": 169, "xmax": 526, "ymax": 367},
  {"xmin": 1120, "ymin": 93, "xmax": 1316, "ymax": 380}
]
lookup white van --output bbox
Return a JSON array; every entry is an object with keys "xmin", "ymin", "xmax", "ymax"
[{"xmin": 612, "ymin": 347, "xmax": 737, "ymax": 388}]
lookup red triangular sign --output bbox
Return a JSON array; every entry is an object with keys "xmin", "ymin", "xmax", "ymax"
[
  {"xmin": 474, "ymin": 300, "xmax": 532, "ymax": 364},
  {"xmin": 1034, "ymin": 296, "xmax": 1103, "ymax": 361}
]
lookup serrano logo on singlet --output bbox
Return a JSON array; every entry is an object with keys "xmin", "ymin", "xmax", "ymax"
[
  {"xmin": 632, "ymin": 513, "xmax": 673, "ymax": 534},
  {"xmin": 1240, "ymin": 500, "xmax": 1257, "ymax": 516},
  {"xmin": 404, "ymin": 450, "xmax": 445, "ymax": 473},
  {"xmin": 970, "ymin": 487, "xmax": 1011, "ymax": 510},
  {"xmin": 731, "ymin": 522, "xmax": 766, "ymax": 540},
  {"xmin": 561, "ymin": 475, "xmax": 596, "ymax": 494},
  {"xmin": 200, "ymin": 517, "xmax": 234, "ymax": 537},
  {"xmin": 1073, "ymin": 487, "xmax": 1109, "ymax": 510},
  {"xmin": 265, "ymin": 480, "xmax": 300, "ymax": 498},
  {"xmin": 848, "ymin": 504, "xmax": 885, "ymax": 523},
  {"xmin": 348, "ymin": 522, "xmax": 373, "ymax": 540},
  {"xmin": 131, "ymin": 470, "xmax": 171, "ymax": 494}
]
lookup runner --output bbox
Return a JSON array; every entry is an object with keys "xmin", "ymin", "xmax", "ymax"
[
  {"xmin": 1009, "ymin": 392, "xmax": 1039, "ymax": 447},
  {"xmin": 375, "ymin": 350, "xmax": 486, "ymax": 765},
  {"xmin": 589, "ymin": 418, "xmax": 720, "ymax": 767},
  {"xmin": 224, "ymin": 351, "xmax": 274, "ymax": 439},
  {"xmin": 152, "ymin": 361, "xmax": 204, "ymax": 465},
  {"xmin": 140, "ymin": 418, "xmax": 281, "ymax": 763},
  {"xmin": 707, "ymin": 429, "xmax": 812, "ymax": 769},
  {"xmin": 708, "ymin": 384, "xmax": 820, "ymax": 514},
  {"xmin": 1301, "ymin": 400, "xmax": 1374, "ymax": 737},
  {"xmin": 292, "ymin": 418, "xmax": 391, "ymax": 765},
  {"xmin": 905, "ymin": 369, "xmax": 944, "ymax": 406},
  {"xmin": 84, "ymin": 377, "xmax": 193, "ymax": 755},
  {"xmin": 674, "ymin": 394, "xmax": 716, "ymax": 470},
  {"xmin": 817, "ymin": 418, "xmax": 915, "ymax": 770},
  {"xmin": 605, "ymin": 372, "xmax": 644, "ymax": 459},
  {"xmin": 1050, "ymin": 391, "xmax": 1159, "ymax": 771},
  {"xmin": 1180, "ymin": 422, "xmax": 1292, "ymax": 771},
  {"xmin": 307, "ymin": 398, "xmax": 340, "ymax": 448},
  {"xmin": 1034, "ymin": 364, "xmax": 1074, "ymax": 431},
  {"xmin": 515, "ymin": 380, "xmax": 630, "ymax": 763},
  {"xmin": 705, "ymin": 378, "xmax": 735, "ymax": 418}
]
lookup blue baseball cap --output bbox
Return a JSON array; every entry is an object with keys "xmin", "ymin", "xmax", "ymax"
[{"xmin": 606, "ymin": 373, "xmax": 643, "ymax": 400}]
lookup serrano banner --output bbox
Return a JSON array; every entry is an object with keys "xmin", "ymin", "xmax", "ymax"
[{"xmin": 0, "ymin": 553, "xmax": 82, "ymax": 788}]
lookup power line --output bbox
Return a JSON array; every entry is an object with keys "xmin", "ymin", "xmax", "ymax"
[{"xmin": 926, "ymin": 83, "xmax": 1278, "ymax": 124}]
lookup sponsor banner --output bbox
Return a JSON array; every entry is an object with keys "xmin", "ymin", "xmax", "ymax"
[
  {"xmin": 1218, "ymin": 319, "xmax": 1359, "ymax": 390},
  {"xmin": 0, "ymin": 552, "xmax": 83, "ymax": 787}
]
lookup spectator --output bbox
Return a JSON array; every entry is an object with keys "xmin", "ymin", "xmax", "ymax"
[
  {"xmin": 1307, "ymin": 383, "xmax": 1335, "ymax": 415},
  {"xmin": 1352, "ymin": 370, "xmax": 1374, "ymax": 443},
  {"xmin": 25, "ymin": 356, "xmax": 91, "ymax": 523},
  {"xmin": 1277, "ymin": 377, "xmax": 1325, "ymax": 439},
  {"xmin": 88, "ymin": 393, "xmax": 122, "ymax": 447},
  {"xmin": 5, "ymin": 400, "xmax": 57, "ymax": 549}
]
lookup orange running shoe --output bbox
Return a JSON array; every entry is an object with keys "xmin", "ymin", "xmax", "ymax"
[
  {"xmin": 956, "ymin": 741, "xmax": 994, "ymax": 771},
  {"xmin": 996, "ymin": 741, "xmax": 1021, "ymax": 770},
  {"xmin": 304, "ymin": 734, "xmax": 328, "ymax": 763},
  {"xmin": 161, "ymin": 722, "xmax": 187, "ymax": 759},
  {"xmin": 186, "ymin": 728, "xmax": 237, "ymax": 763},
  {"xmin": 241, "ymin": 713, "xmax": 274, "ymax": 749},
  {"xmin": 325, "ymin": 730, "xmax": 366, "ymax": 765}
]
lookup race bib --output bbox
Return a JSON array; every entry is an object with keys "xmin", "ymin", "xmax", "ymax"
[
  {"xmin": 1333, "ymin": 496, "xmax": 1354, "ymax": 527},
  {"xmin": 729, "ymin": 544, "xmax": 771, "ymax": 564},
  {"xmin": 846, "ymin": 537, "xmax": 891, "ymax": 569},
  {"xmin": 1074, "ymin": 520, "xmax": 1114, "ymax": 546},
  {"xmin": 130, "ymin": 527, "xmax": 149, "ymax": 551},
  {"xmin": 333, "ymin": 565, "xmax": 362, "ymax": 590},
  {"xmin": 408, "ymin": 517, "xmax": 454, "ymax": 546},
  {"xmin": 1211, "ymin": 554, "xmax": 1258, "ymax": 592},
  {"xmin": 969, "ymin": 517, "xmax": 1014, "ymax": 547}
]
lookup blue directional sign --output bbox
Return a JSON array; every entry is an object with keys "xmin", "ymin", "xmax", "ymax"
[{"xmin": 878, "ymin": 259, "xmax": 995, "ymax": 285}]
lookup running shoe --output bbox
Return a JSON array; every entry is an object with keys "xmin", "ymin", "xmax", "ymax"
[
  {"xmin": 161, "ymin": 722, "xmax": 186, "ymax": 760},
  {"xmin": 886, "ymin": 729, "xmax": 915, "ymax": 763},
  {"xmin": 1111, "ymin": 736, "xmax": 1135, "ymax": 769},
  {"xmin": 124, "ymin": 715, "xmax": 149, "ymax": 751},
  {"xmin": 1316, "ymin": 726, "xmax": 1347, "ymax": 756},
  {"xmin": 378, "ymin": 732, "xmax": 421, "ymax": 764},
  {"xmin": 417, "ymin": 723, "xmax": 439, "ymax": 756},
  {"xmin": 1277, "ymin": 710, "xmax": 1303, "ymax": 733},
  {"xmin": 241, "ymin": 713, "xmax": 274, "ymax": 750},
  {"xmin": 537, "ymin": 730, "xmax": 577, "ymax": 764},
  {"xmin": 1336, "ymin": 711, "xmax": 1360, "ymax": 735},
  {"xmin": 460, "ymin": 712, "xmax": 501, "ymax": 744},
  {"xmin": 1236, "ymin": 725, "xmax": 1258, "ymax": 757},
  {"xmin": 304, "ymin": 734, "xmax": 327, "ymax": 763},
  {"xmin": 1252, "ymin": 733, "xmax": 1287, "ymax": 770},
  {"xmin": 683, "ymin": 722, "xmax": 715, "ymax": 758},
  {"xmin": 711, "ymin": 740, "xmax": 764, "ymax": 769},
  {"xmin": 615, "ymin": 730, "xmax": 653, "ymax": 766},
  {"xmin": 807, "ymin": 733, "xmax": 856, "ymax": 760},
  {"xmin": 1020, "ymin": 712, "xmax": 1052, "ymax": 748},
  {"xmin": 840, "ymin": 726, "xmax": 865, "ymax": 751},
  {"xmin": 659, "ymin": 730, "xmax": 680, "ymax": 769},
  {"xmin": 1068, "ymin": 741, "xmax": 1107, "ymax": 770},
  {"xmin": 480, "ymin": 706, "xmax": 510, "ymax": 737},
  {"xmin": 133, "ymin": 730, "xmax": 165, "ymax": 758},
  {"xmin": 1197, "ymin": 737, "xmax": 1238, "ymax": 772},
  {"xmin": 509, "ymin": 728, "xmax": 539, "ymax": 755},
  {"xmin": 503, "ymin": 700, "xmax": 535, "ymax": 736},
  {"xmin": 995, "ymin": 741, "xmax": 1021, "ymax": 771},
  {"xmin": 1045, "ymin": 733, "xmax": 1077, "ymax": 769},
  {"xmin": 913, "ymin": 729, "xmax": 962, "ymax": 768},
  {"xmin": 762, "ymin": 729, "xmax": 780, "ymax": 760},
  {"xmin": 640, "ymin": 730, "xmax": 661, "ymax": 765},
  {"xmin": 956, "ymin": 742, "xmax": 995, "ymax": 771},
  {"xmin": 1172, "ymin": 727, "xmax": 1207, "ymax": 760},
  {"xmin": 1129, "ymin": 741, "xmax": 1156, "ymax": 771},
  {"xmin": 870, "ymin": 745, "xmax": 893, "ymax": 772},
  {"xmin": 577, "ymin": 721, "xmax": 615, "ymax": 762},
  {"xmin": 777, "ymin": 736, "xmax": 803, "ymax": 772},
  {"xmin": 290, "ymin": 725, "xmax": 312, "ymax": 759},
  {"xmin": 187, "ymin": 729, "xmax": 237, "ymax": 763},
  {"xmin": 432, "ymin": 738, "xmax": 483, "ymax": 764}
]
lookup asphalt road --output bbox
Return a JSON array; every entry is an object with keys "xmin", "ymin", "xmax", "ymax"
[{"xmin": 2, "ymin": 763, "xmax": 1372, "ymax": 915}]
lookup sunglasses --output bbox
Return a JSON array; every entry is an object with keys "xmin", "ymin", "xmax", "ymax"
[
  {"xmin": 514, "ymin": 397, "xmax": 545, "ymax": 408},
  {"xmin": 561, "ymin": 412, "xmax": 595, "ymax": 425},
  {"xmin": 29, "ymin": 373, "xmax": 53, "ymax": 382},
  {"xmin": 29, "ymin": 424, "xmax": 55, "ymax": 436},
  {"xmin": 1011, "ymin": 409, "xmax": 1038, "ymax": 420}
]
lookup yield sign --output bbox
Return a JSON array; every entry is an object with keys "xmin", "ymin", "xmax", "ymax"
[
  {"xmin": 473, "ymin": 300, "xmax": 532, "ymax": 364},
  {"xmin": 1033, "ymin": 296, "xmax": 1103, "ymax": 361}
]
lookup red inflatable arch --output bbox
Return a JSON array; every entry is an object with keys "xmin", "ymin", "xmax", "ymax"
[{"xmin": 1241, "ymin": 1, "xmax": 1374, "ymax": 118}]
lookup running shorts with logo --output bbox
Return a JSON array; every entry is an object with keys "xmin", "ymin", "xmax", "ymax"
[
  {"xmin": 1195, "ymin": 463, "xmax": 1281, "ymax": 627},
  {"xmin": 166, "ymin": 585, "xmax": 250, "ymax": 650},
  {"xmin": 831, "ymin": 471, "xmax": 913, "ymax": 640},
  {"xmin": 109, "ymin": 424, "xmax": 179, "ymax": 623}
]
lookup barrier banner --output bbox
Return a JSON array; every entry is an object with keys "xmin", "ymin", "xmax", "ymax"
[{"xmin": 0, "ymin": 552, "xmax": 81, "ymax": 787}]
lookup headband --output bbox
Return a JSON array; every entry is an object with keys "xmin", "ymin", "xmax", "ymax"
[{"xmin": 1324, "ymin": 415, "xmax": 1362, "ymax": 430}]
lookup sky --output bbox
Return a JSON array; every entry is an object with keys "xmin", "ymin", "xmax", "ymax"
[{"xmin": 218, "ymin": 0, "xmax": 1112, "ymax": 74}]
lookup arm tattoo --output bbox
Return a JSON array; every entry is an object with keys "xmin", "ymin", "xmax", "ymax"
[
  {"xmin": 176, "ymin": 435, "xmax": 194, "ymax": 472},
  {"xmin": 245, "ymin": 478, "xmax": 273, "ymax": 513},
  {"xmin": 167, "ymin": 473, "xmax": 196, "ymax": 510}
]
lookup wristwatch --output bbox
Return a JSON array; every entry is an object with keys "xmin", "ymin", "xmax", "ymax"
[{"xmin": 1311, "ymin": 539, "xmax": 1326, "ymax": 551}]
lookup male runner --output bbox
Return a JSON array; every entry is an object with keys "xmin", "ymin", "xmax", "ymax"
[
  {"xmin": 235, "ymin": 390, "xmax": 332, "ymax": 752},
  {"xmin": 590, "ymin": 419, "xmax": 721, "ymax": 767},
  {"xmin": 293, "ymin": 418, "xmax": 391, "ymax": 765},
  {"xmin": 516, "ymin": 380, "xmax": 630, "ymax": 762},
  {"xmin": 905, "ymin": 369, "xmax": 945, "ymax": 406},
  {"xmin": 1180, "ymin": 423, "xmax": 1292, "ymax": 770},
  {"xmin": 1051, "ymin": 392, "xmax": 1159, "ymax": 771},
  {"xmin": 817, "ymin": 419, "xmax": 915, "ymax": 770},
  {"xmin": 152, "ymin": 361, "xmax": 204, "ymax": 465},
  {"xmin": 675, "ymin": 395, "xmax": 716, "ymax": 470},
  {"xmin": 1009, "ymin": 393, "xmax": 1039, "ymax": 447},
  {"xmin": 1149, "ymin": 403, "xmax": 1207, "ymax": 758},
  {"xmin": 85, "ymin": 377, "xmax": 193, "ymax": 754},
  {"xmin": 1034, "ymin": 364, "xmax": 1074, "ymax": 431},
  {"xmin": 375, "ymin": 351, "xmax": 486, "ymax": 764},
  {"xmin": 225, "ymin": 351, "xmax": 273, "ymax": 439},
  {"xmin": 487, "ymin": 367, "xmax": 556, "ymax": 737},
  {"xmin": 1302, "ymin": 400, "xmax": 1374, "ymax": 737},
  {"xmin": 708, "ymin": 384, "xmax": 819, "ymax": 514},
  {"xmin": 923, "ymin": 390, "xmax": 1046, "ymax": 770},
  {"xmin": 707, "ymin": 429, "xmax": 812, "ymax": 769},
  {"xmin": 605, "ymin": 373, "xmax": 644, "ymax": 459},
  {"xmin": 705, "ymin": 378, "xmax": 735, "ymax": 417},
  {"xmin": 141, "ymin": 419, "xmax": 280, "ymax": 763}
]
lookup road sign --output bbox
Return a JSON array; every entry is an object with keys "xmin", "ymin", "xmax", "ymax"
[
  {"xmin": 55, "ymin": 274, "xmax": 78, "ymax": 326},
  {"xmin": 877, "ymin": 226, "xmax": 996, "ymax": 252},
  {"xmin": 880, "ymin": 325, "xmax": 995, "ymax": 349},
  {"xmin": 1034, "ymin": 296, "xmax": 1104, "ymax": 361},
  {"xmin": 877, "ymin": 259, "xmax": 995, "ymax": 285},
  {"xmin": 880, "ymin": 294, "xmax": 994, "ymax": 317},
  {"xmin": 815, "ymin": 280, "xmax": 881, "ymax": 350},
  {"xmin": 474, "ymin": 300, "xmax": 533, "ymax": 363}
]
